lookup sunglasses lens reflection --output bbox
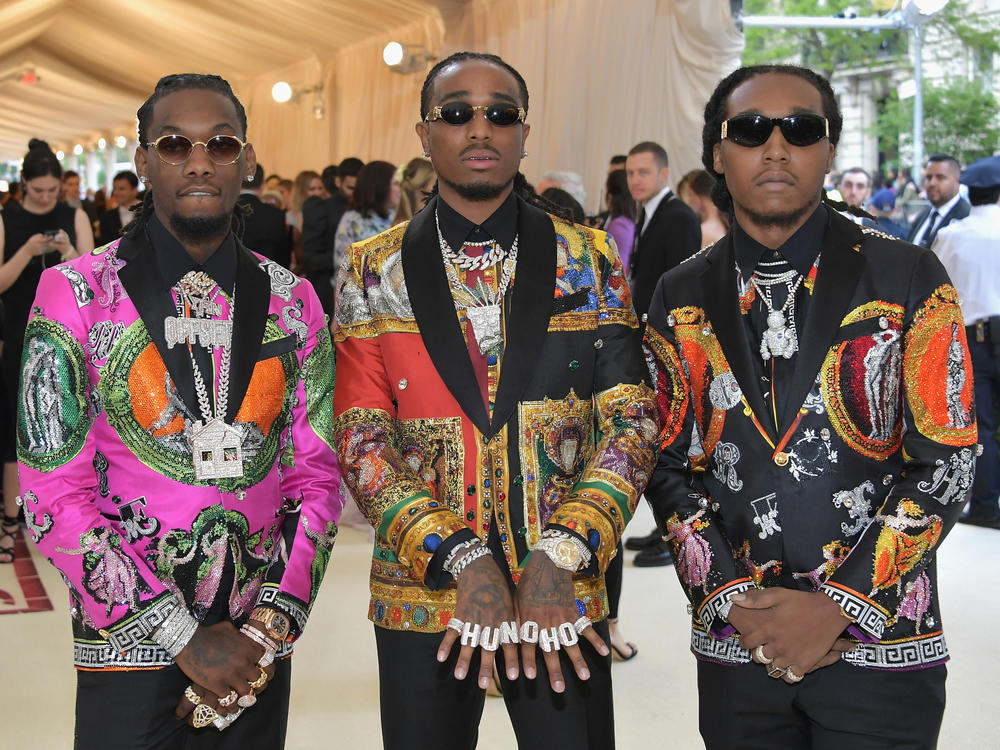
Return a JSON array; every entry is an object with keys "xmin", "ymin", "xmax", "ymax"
[
  {"xmin": 436, "ymin": 102, "xmax": 523, "ymax": 127},
  {"xmin": 727, "ymin": 114, "xmax": 826, "ymax": 148},
  {"xmin": 485, "ymin": 104, "xmax": 522, "ymax": 126},
  {"xmin": 781, "ymin": 115, "xmax": 827, "ymax": 147},
  {"xmin": 153, "ymin": 135, "xmax": 244, "ymax": 165},
  {"xmin": 439, "ymin": 102, "xmax": 475, "ymax": 125}
]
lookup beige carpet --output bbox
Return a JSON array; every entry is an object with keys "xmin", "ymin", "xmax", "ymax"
[{"xmin": 2, "ymin": 501, "xmax": 997, "ymax": 748}]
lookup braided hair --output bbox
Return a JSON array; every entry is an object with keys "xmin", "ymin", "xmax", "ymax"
[
  {"xmin": 125, "ymin": 73, "xmax": 250, "ymax": 240},
  {"xmin": 418, "ymin": 51, "xmax": 573, "ymax": 223},
  {"xmin": 700, "ymin": 65, "xmax": 871, "ymax": 221}
]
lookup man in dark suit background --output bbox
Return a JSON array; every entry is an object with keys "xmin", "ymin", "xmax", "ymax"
[
  {"xmin": 302, "ymin": 157, "xmax": 364, "ymax": 316},
  {"xmin": 98, "ymin": 170, "xmax": 141, "ymax": 241},
  {"xmin": 626, "ymin": 141, "xmax": 701, "ymax": 323},
  {"xmin": 907, "ymin": 154, "xmax": 970, "ymax": 248},
  {"xmin": 237, "ymin": 164, "xmax": 291, "ymax": 268},
  {"xmin": 624, "ymin": 140, "xmax": 701, "ymax": 567}
]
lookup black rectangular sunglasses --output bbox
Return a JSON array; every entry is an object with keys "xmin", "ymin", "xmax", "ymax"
[{"xmin": 721, "ymin": 113, "xmax": 829, "ymax": 148}]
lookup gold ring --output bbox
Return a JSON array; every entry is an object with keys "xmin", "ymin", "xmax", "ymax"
[
  {"xmin": 184, "ymin": 685, "xmax": 202, "ymax": 706},
  {"xmin": 784, "ymin": 667, "xmax": 803, "ymax": 683},
  {"xmin": 192, "ymin": 703, "xmax": 218, "ymax": 728},
  {"xmin": 753, "ymin": 645, "xmax": 773, "ymax": 665},
  {"xmin": 217, "ymin": 689, "xmax": 238, "ymax": 708},
  {"xmin": 237, "ymin": 689, "xmax": 257, "ymax": 708},
  {"xmin": 248, "ymin": 666, "xmax": 268, "ymax": 690}
]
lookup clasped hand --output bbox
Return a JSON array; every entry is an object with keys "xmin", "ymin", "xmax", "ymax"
[
  {"xmin": 173, "ymin": 621, "xmax": 276, "ymax": 727},
  {"xmin": 728, "ymin": 588, "xmax": 857, "ymax": 685},
  {"xmin": 437, "ymin": 552, "xmax": 608, "ymax": 694}
]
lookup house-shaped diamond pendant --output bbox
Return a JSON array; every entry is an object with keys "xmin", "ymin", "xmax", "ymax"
[{"xmin": 191, "ymin": 418, "xmax": 244, "ymax": 481}]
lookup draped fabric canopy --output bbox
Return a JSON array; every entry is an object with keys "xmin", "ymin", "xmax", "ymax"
[{"xmin": 1, "ymin": 0, "xmax": 742, "ymax": 211}]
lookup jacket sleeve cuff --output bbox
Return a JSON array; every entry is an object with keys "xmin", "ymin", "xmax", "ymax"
[
  {"xmin": 819, "ymin": 582, "xmax": 888, "ymax": 642},
  {"xmin": 697, "ymin": 578, "xmax": 755, "ymax": 637},
  {"xmin": 425, "ymin": 527, "xmax": 479, "ymax": 589},
  {"xmin": 101, "ymin": 591, "xmax": 181, "ymax": 654},
  {"xmin": 546, "ymin": 489, "xmax": 624, "ymax": 573},
  {"xmin": 383, "ymin": 498, "xmax": 469, "ymax": 581}
]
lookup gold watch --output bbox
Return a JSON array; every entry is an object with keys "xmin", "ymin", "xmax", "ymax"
[
  {"xmin": 251, "ymin": 606, "xmax": 291, "ymax": 641},
  {"xmin": 535, "ymin": 534, "xmax": 589, "ymax": 572}
]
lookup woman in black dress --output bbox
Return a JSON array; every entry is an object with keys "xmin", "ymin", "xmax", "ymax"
[{"xmin": 0, "ymin": 139, "xmax": 94, "ymax": 562}]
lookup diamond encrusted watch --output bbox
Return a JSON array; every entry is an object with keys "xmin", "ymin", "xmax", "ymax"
[{"xmin": 534, "ymin": 530, "xmax": 592, "ymax": 572}]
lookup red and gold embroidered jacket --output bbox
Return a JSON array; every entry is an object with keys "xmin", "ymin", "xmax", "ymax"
[
  {"xmin": 644, "ymin": 206, "xmax": 976, "ymax": 671},
  {"xmin": 333, "ymin": 195, "xmax": 658, "ymax": 632}
]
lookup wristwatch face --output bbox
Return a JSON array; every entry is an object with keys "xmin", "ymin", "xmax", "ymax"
[
  {"xmin": 267, "ymin": 611, "xmax": 290, "ymax": 639},
  {"xmin": 552, "ymin": 539, "xmax": 582, "ymax": 569}
]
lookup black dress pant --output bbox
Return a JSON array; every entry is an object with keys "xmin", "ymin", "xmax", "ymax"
[
  {"xmin": 74, "ymin": 658, "xmax": 291, "ymax": 750},
  {"xmin": 376, "ymin": 620, "xmax": 614, "ymax": 749},
  {"xmin": 697, "ymin": 658, "xmax": 946, "ymax": 750}
]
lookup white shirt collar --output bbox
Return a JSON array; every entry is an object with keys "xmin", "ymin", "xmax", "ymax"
[
  {"xmin": 642, "ymin": 184, "xmax": 673, "ymax": 229},
  {"xmin": 929, "ymin": 191, "xmax": 962, "ymax": 220}
]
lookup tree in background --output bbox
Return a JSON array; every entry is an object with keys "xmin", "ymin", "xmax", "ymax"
[
  {"xmin": 740, "ymin": 0, "xmax": 1000, "ymax": 169},
  {"xmin": 876, "ymin": 80, "xmax": 999, "ymax": 168}
]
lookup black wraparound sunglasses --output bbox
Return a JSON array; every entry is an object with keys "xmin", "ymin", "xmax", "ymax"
[
  {"xmin": 721, "ymin": 114, "xmax": 829, "ymax": 148},
  {"xmin": 424, "ymin": 101, "xmax": 527, "ymax": 127},
  {"xmin": 146, "ymin": 134, "xmax": 247, "ymax": 165}
]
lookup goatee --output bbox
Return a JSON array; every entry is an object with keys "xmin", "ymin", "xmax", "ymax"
[
  {"xmin": 441, "ymin": 173, "xmax": 515, "ymax": 202},
  {"xmin": 740, "ymin": 201, "xmax": 814, "ymax": 230},
  {"xmin": 170, "ymin": 213, "xmax": 231, "ymax": 241}
]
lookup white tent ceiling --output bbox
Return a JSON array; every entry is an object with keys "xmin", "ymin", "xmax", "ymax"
[
  {"xmin": 1, "ymin": 0, "xmax": 743, "ymax": 212},
  {"xmin": 0, "ymin": 0, "xmax": 469, "ymax": 160}
]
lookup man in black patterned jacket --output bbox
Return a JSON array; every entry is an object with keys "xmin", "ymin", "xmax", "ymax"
[{"xmin": 644, "ymin": 64, "xmax": 977, "ymax": 749}]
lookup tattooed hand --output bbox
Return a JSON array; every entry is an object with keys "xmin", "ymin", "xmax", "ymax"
[
  {"xmin": 437, "ymin": 554, "xmax": 519, "ymax": 688},
  {"xmin": 515, "ymin": 552, "xmax": 609, "ymax": 693},
  {"xmin": 174, "ymin": 622, "xmax": 267, "ymax": 710}
]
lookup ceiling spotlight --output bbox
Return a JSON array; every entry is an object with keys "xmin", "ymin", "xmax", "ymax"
[
  {"xmin": 56, "ymin": 150, "xmax": 65, "ymax": 161},
  {"xmin": 383, "ymin": 42, "xmax": 404, "ymax": 67},
  {"xmin": 116, "ymin": 136, "xmax": 126, "ymax": 148},
  {"xmin": 97, "ymin": 137, "xmax": 106, "ymax": 150},
  {"xmin": 73, "ymin": 144, "xmax": 83, "ymax": 155},
  {"xmin": 382, "ymin": 43, "xmax": 435, "ymax": 74},
  {"xmin": 271, "ymin": 81, "xmax": 293, "ymax": 103}
]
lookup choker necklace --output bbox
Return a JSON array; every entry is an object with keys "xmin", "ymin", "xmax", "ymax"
[
  {"xmin": 436, "ymin": 209, "xmax": 517, "ymax": 357},
  {"xmin": 750, "ymin": 260, "xmax": 803, "ymax": 361},
  {"xmin": 435, "ymin": 211, "xmax": 507, "ymax": 270},
  {"xmin": 170, "ymin": 271, "xmax": 243, "ymax": 481}
]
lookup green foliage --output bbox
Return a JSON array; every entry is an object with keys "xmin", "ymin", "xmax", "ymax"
[
  {"xmin": 741, "ymin": 0, "xmax": 906, "ymax": 79},
  {"xmin": 875, "ymin": 78, "xmax": 1000, "ymax": 167},
  {"xmin": 741, "ymin": 0, "xmax": 1000, "ymax": 79}
]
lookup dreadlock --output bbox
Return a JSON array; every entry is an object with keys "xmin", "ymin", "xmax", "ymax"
[
  {"xmin": 418, "ymin": 51, "xmax": 573, "ymax": 223},
  {"xmin": 125, "ymin": 73, "xmax": 250, "ymax": 240},
  {"xmin": 700, "ymin": 64, "xmax": 870, "ymax": 220}
]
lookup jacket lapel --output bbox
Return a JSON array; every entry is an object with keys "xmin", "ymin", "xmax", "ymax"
[
  {"xmin": 490, "ymin": 197, "xmax": 557, "ymax": 437},
  {"xmin": 402, "ymin": 195, "xmax": 490, "ymax": 433},
  {"xmin": 701, "ymin": 234, "xmax": 776, "ymax": 443},
  {"xmin": 777, "ymin": 208, "xmax": 866, "ymax": 435},
  {"xmin": 117, "ymin": 231, "xmax": 199, "ymax": 415},
  {"xmin": 224, "ymin": 243, "xmax": 270, "ymax": 424}
]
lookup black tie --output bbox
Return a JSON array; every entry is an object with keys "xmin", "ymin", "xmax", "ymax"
[{"xmin": 920, "ymin": 210, "xmax": 940, "ymax": 248}]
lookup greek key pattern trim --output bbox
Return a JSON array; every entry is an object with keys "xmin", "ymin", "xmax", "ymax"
[
  {"xmin": 697, "ymin": 578, "xmax": 755, "ymax": 632},
  {"xmin": 840, "ymin": 632, "xmax": 948, "ymax": 670},
  {"xmin": 74, "ymin": 638, "xmax": 293, "ymax": 670},
  {"xmin": 105, "ymin": 594, "xmax": 178, "ymax": 653},
  {"xmin": 820, "ymin": 583, "xmax": 887, "ymax": 640},
  {"xmin": 690, "ymin": 629, "xmax": 752, "ymax": 664},
  {"xmin": 257, "ymin": 585, "xmax": 309, "ymax": 634}
]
